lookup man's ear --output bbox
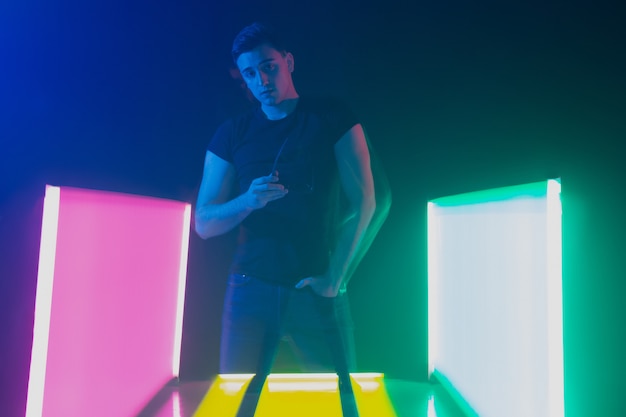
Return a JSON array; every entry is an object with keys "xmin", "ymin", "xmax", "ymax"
[{"xmin": 286, "ymin": 52, "xmax": 295, "ymax": 73}]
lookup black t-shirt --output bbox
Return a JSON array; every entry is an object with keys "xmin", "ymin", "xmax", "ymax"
[{"xmin": 207, "ymin": 97, "xmax": 359, "ymax": 285}]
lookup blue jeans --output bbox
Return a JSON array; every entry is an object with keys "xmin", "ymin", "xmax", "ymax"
[
  {"xmin": 219, "ymin": 273, "xmax": 357, "ymax": 375},
  {"xmin": 220, "ymin": 273, "xmax": 359, "ymax": 416}
]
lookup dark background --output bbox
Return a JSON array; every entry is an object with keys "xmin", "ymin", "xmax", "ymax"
[{"xmin": 1, "ymin": 0, "xmax": 625, "ymax": 416}]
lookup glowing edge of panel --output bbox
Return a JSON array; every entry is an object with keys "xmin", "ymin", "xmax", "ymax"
[
  {"xmin": 216, "ymin": 372, "xmax": 384, "ymax": 383},
  {"xmin": 173, "ymin": 204, "xmax": 192, "ymax": 378},
  {"xmin": 265, "ymin": 373, "xmax": 384, "ymax": 393},
  {"xmin": 172, "ymin": 392, "xmax": 182, "ymax": 417},
  {"xmin": 426, "ymin": 202, "xmax": 438, "ymax": 378},
  {"xmin": 429, "ymin": 181, "xmax": 548, "ymax": 206},
  {"xmin": 25, "ymin": 185, "xmax": 61, "ymax": 417},
  {"xmin": 546, "ymin": 179, "xmax": 564, "ymax": 417}
]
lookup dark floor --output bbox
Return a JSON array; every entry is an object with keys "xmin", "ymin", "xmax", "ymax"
[{"xmin": 137, "ymin": 375, "xmax": 468, "ymax": 417}]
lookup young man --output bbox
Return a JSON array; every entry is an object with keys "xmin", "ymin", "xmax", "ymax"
[{"xmin": 195, "ymin": 22, "xmax": 379, "ymax": 416}]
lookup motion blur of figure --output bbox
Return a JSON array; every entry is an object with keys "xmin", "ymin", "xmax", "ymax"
[{"xmin": 194, "ymin": 22, "xmax": 390, "ymax": 417}]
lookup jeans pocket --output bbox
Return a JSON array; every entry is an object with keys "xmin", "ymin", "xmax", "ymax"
[{"xmin": 227, "ymin": 273, "xmax": 252, "ymax": 287}]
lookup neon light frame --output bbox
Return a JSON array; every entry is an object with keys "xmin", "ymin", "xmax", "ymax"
[
  {"xmin": 25, "ymin": 185, "xmax": 192, "ymax": 417},
  {"xmin": 427, "ymin": 179, "xmax": 564, "ymax": 417},
  {"xmin": 25, "ymin": 185, "xmax": 61, "ymax": 417}
]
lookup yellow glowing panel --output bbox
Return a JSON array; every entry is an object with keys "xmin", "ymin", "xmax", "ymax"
[
  {"xmin": 255, "ymin": 374, "xmax": 342, "ymax": 417},
  {"xmin": 193, "ymin": 375, "xmax": 253, "ymax": 417},
  {"xmin": 192, "ymin": 373, "xmax": 397, "ymax": 417},
  {"xmin": 351, "ymin": 374, "xmax": 397, "ymax": 417}
]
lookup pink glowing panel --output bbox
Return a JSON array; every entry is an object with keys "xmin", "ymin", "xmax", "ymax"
[{"xmin": 26, "ymin": 185, "xmax": 191, "ymax": 417}]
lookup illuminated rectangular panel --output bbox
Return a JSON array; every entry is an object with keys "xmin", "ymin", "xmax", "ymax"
[
  {"xmin": 193, "ymin": 373, "xmax": 396, "ymax": 417},
  {"xmin": 428, "ymin": 179, "xmax": 563, "ymax": 417},
  {"xmin": 26, "ymin": 186, "xmax": 191, "ymax": 417},
  {"xmin": 255, "ymin": 374, "xmax": 343, "ymax": 416},
  {"xmin": 193, "ymin": 374, "xmax": 254, "ymax": 417}
]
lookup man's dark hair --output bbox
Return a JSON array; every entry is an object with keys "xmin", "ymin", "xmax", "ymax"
[{"xmin": 231, "ymin": 22, "xmax": 287, "ymax": 64}]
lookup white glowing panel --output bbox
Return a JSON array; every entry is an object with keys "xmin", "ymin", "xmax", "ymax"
[
  {"xmin": 26, "ymin": 185, "xmax": 191, "ymax": 417},
  {"xmin": 428, "ymin": 179, "xmax": 563, "ymax": 417}
]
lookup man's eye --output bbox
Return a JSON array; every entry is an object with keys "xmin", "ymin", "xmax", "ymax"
[
  {"xmin": 243, "ymin": 71, "xmax": 255, "ymax": 79},
  {"xmin": 263, "ymin": 64, "xmax": 275, "ymax": 71}
]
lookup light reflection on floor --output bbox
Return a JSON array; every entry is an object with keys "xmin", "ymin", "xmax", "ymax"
[{"xmin": 139, "ymin": 374, "xmax": 467, "ymax": 417}]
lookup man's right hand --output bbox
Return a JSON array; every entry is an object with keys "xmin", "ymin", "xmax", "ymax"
[{"xmin": 243, "ymin": 172, "xmax": 288, "ymax": 209}]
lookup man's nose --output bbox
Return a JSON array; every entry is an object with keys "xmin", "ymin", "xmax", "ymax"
[{"xmin": 257, "ymin": 72, "xmax": 270, "ymax": 86}]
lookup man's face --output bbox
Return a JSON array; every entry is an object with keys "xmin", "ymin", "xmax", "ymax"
[{"xmin": 236, "ymin": 43, "xmax": 296, "ymax": 106}]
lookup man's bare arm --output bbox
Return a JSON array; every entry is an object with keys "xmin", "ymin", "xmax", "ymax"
[
  {"xmin": 194, "ymin": 151, "xmax": 288, "ymax": 239},
  {"xmin": 296, "ymin": 123, "xmax": 376, "ymax": 296}
]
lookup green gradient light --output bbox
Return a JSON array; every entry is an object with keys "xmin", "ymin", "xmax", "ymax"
[{"xmin": 431, "ymin": 370, "xmax": 479, "ymax": 417}]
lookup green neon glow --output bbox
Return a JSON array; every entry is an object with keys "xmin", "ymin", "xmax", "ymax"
[
  {"xmin": 431, "ymin": 180, "xmax": 549, "ymax": 206},
  {"xmin": 431, "ymin": 370, "xmax": 479, "ymax": 417}
]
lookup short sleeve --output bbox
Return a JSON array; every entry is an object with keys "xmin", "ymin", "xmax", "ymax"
[{"xmin": 206, "ymin": 119, "xmax": 234, "ymax": 162}]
